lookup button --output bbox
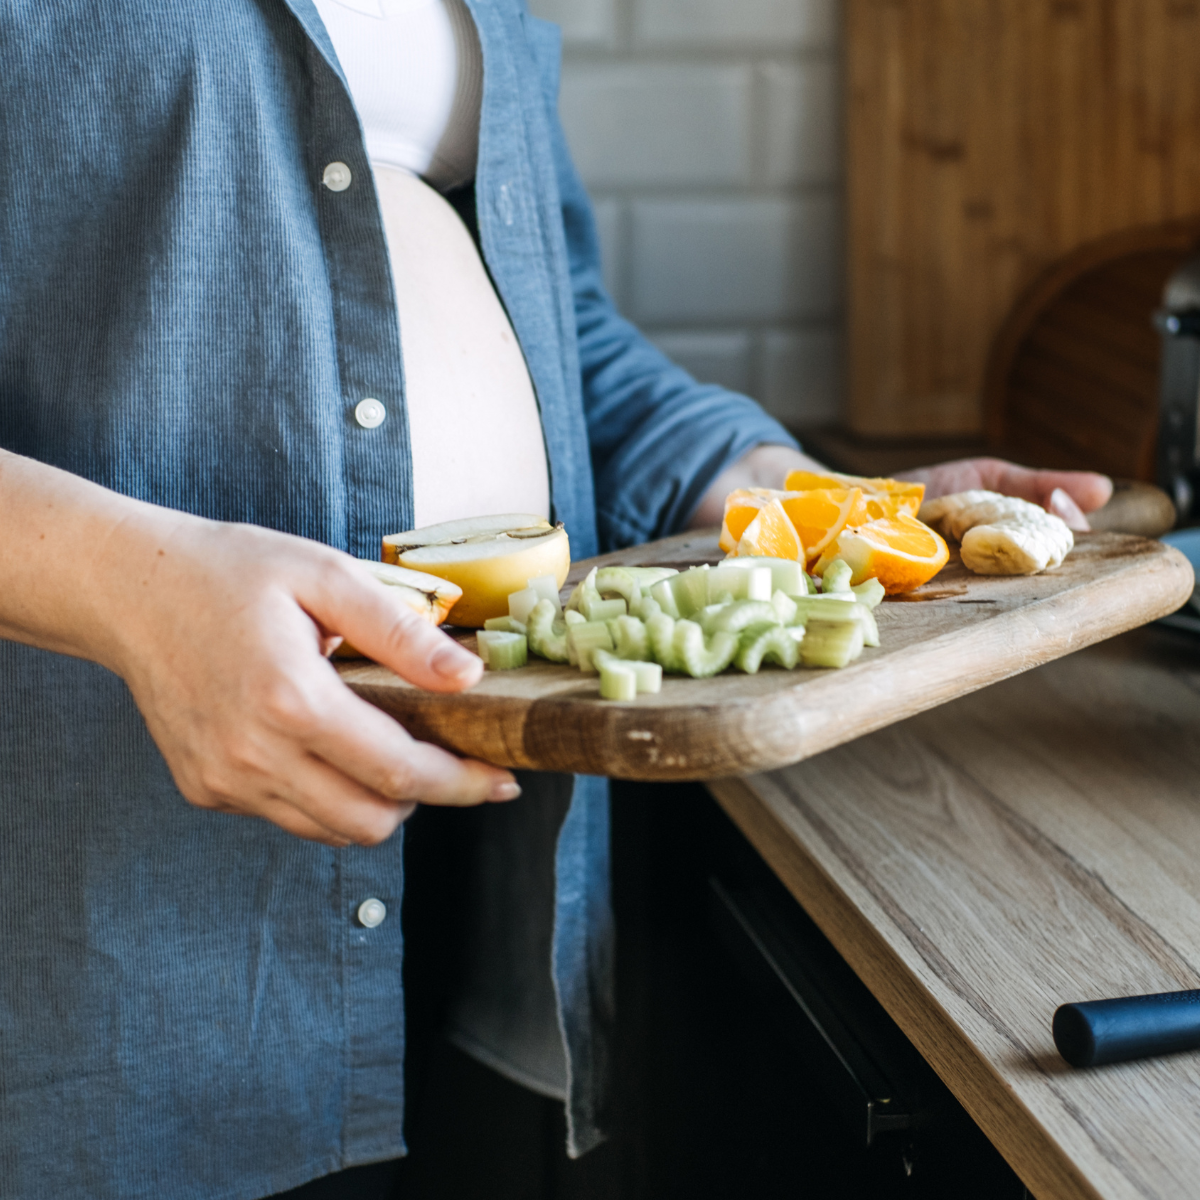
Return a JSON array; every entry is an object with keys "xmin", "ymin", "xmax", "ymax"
[
  {"xmin": 357, "ymin": 898, "xmax": 387, "ymax": 928},
  {"xmin": 354, "ymin": 398, "xmax": 386, "ymax": 429},
  {"xmin": 323, "ymin": 162, "xmax": 352, "ymax": 192}
]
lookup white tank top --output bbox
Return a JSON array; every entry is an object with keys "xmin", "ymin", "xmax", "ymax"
[{"xmin": 313, "ymin": 0, "xmax": 551, "ymax": 528}]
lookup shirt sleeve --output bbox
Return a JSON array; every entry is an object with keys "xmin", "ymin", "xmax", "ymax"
[{"xmin": 546, "ymin": 92, "xmax": 801, "ymax": 550}]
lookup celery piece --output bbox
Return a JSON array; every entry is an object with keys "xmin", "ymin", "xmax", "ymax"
[
  {"xmin": 858, "ymin": 604, "xmax": 880, "ymax": 648},
  {"xmin": 821, "ymin": 559, "xmax": 853, "ymax": 594},
  {"xmin": 594, "ymin": 567, "xmax": 640, "ymax": 606},
  {"xmin": 707, "ymin": 566, "xmax": 771, "ymax": 604},
  {"xmin": 595, "ymin": 649, "xmax": 662, "ymax": 695},
  {"xmin": 646, "ymin": 611, "xmax": 679, "ymax": 671},
  {"xmin": 476, "ymin": 630, "xmax": 528, "ymax": 670},
  {"xmin": 771, "ymin": 590, "xmax": 798, "ymax": 627},
  {"xmin": 673, "ymin": 620, "xmax": 738, "ymax": 678},
  {"xmin": 735, "ymin": 624, "xmax": 803, "ymax": 673},
  {"xmin": 527, "ymin": 574, "xmax": 563, "ymax": 612},
  {"xmin": 720, "ymin": 556, "xmax": 807, "ymax": 597},
  {"xmin": 704, "ymin": 600, "xmax": 780, "ymax": 636},
  {"xmin": 791, "ymin": 596, "xmax": 862, "ymax": 626},
  {"xmin": 649, "ymin": 578, "xmax": 681, "ymax": 619},
  {"xmin": 851, "ymin": 577, "xmax": 886, "ymax": 609},
  {"xmin": 564, "ymin": 610, "xmax": 586, "ymax": 627},
  {"xmin": 526, "ymin": 599, "xmax": 569, "ymax": 663},
  {"xmin": 800, "ymin": 621, "xmax": 864, "ymax": 669},
  {"xmin": 630, "ymin": 660, "xmax": 663, "ymax": 694},
  {"xmin": 567, "ymin": 620, "xmax": 615, "ymax": 673},
  {"xmin": 637, "ymin": 594, "xmax": 663, "ymax": 622},
  {"xmin": 507, "ymin": 587, "xmax": 541, "ymax": 624},
  {"xmin": 485, "ymin": 615, "xmax": 527, "ymax": 635},
  {"xmin": 612, "ymin": 614, "xmax": 650, "ymax": 661},
  {"xmin": 582, "ymin": 595, "xmax": 627, "ymax": 622},
  {"xmin": 669, "ymin": 567, "xmax": 711, "ymax": 618},
  {"xmin": 597, "ymin": 656, "xmax": 638, "ymax": 701},
  {"xmin": 566, "ymin": 567, "xmax": 599, "ymax": 614}
]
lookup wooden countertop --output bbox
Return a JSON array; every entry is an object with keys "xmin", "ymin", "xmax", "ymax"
[{"xmin": 710, "ymin": 625, "xmax": 1200, "ymax": 1200}]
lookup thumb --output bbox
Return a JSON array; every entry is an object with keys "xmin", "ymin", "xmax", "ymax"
[{"xmin": 306, "ymin": 562, "xmax": 483, "ymax": 693}]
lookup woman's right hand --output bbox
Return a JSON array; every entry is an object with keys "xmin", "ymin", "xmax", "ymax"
[{"xmin": 0, "ymin": 450, "xmax": 518, "ymax": 847}]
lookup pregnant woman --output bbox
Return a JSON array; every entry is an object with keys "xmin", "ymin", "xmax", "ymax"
[{"xmin": 0, "ymin": 2, "xmax": 1109, "ymax": 1197}]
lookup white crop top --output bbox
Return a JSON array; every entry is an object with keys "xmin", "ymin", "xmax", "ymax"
[{"xmin": 312, "ymin": 0, "xmax": 482, "ymax": 191}]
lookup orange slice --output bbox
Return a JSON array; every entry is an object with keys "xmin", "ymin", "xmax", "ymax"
[
  {"xmin": 814, "ymin": 513, "xmax": 948, "ymax": 595},
  {"xmin": 784, "ymin": 469, "xmax": 925, "ymax": 517},
  {"xmin": 733, "ymin": 498, "xmax": 804, "ymax": 561},
  {"xmin": 776, "ymin": 488, "xmax": 868, "ymax": 566},
  {"xmin": 719, "ymin": 488, "xmax": 804, "ymax": 554}
]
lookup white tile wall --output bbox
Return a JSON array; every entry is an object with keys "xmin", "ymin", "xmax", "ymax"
[{"xmin": 529, "ymin": 0, "xmax": 843, "ymax": 430}]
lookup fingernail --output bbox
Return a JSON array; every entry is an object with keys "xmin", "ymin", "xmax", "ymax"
[
  {"xmin": 489, "ymin": 780, "xmax": 521, "ymax": 802},
  {"xmin": 432, "ymin": 642, "xmax": 477, "ymax": 680}
]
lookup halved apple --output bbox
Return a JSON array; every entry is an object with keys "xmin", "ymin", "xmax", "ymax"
[
  {"xmin": 382, "ymin": 514, "xmax": 570, "ymax": 628},
  {"xmin": 333, "ymin": 561, "xmax": 463, "ymax": 658}
]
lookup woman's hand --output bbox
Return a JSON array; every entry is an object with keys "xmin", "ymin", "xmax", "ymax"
[
  {"xmin": 689, "ymin": 445, "xmax": 1113, "ymax": 532},
  {"xmin": 0, "ymin": 451, "xmax": 517, "ymax": 847},
  {"xmin": 893, "ymin": 457, "xmax": 1112, "ymax": 530}
]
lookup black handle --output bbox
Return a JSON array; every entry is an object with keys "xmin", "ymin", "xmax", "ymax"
[{"xmin": 1053, "ymin": 991, "xmax": 1200, "ymax": 1067}]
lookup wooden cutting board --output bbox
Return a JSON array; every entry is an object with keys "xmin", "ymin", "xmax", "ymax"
[{"xmin": 337, "ymin": 530, "xmax": 1193, "ymax": 780}]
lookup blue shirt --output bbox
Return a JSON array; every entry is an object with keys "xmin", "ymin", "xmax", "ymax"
[{"xmin": 0, "ymin": 1, "xmax": 797, "ymax": 1195}]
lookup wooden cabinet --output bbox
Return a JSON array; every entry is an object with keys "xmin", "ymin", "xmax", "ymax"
[{"xmin": 847, "ymin": 0, "xmax": 1200, "ymax": 438}]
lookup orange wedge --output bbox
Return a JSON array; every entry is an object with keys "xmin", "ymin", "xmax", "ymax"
[
  {"xmin": 813, "ymin": 513, "xmax": 948, "ymax": 595},
  {"xmin": 719, "ymin": 488, "xmax": 813, "ymax": 553},
  {"xmin": 733, "ymin": 498, "xmax": 804, "ymax": 561},
  {"xmin": 784, "ymin": 469, "xmax": 925, "ymax": 518},
  {"xmin": 776, "ymin": 488, "xmax": 868, "ymax": 566}
]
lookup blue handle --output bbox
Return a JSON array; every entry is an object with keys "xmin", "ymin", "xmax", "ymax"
[{"xmin": 1053, "ymin": 991, "xmax": 1200, "ymax": 1067}]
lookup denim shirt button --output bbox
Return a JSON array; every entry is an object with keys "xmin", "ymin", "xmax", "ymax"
[
  {"xmin": 322, "ymin": 161, "xmax": 352, "ymax": 192},
  {"xmin": 356, "ymin": 899, "xmax": 387, "ymax": 928},
  {"xmin": 354, "ymin": 398, "xmax": 386, "ymax": 428}
]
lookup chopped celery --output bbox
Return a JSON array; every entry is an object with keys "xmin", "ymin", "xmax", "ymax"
[
  {"xmin": 594, "ymin": 650, "xmax": 663, "ymax": 696},
  {"xmin": 636, "ymin": 594, "xmax": 662, "ymax": 622},
  {"xmin": 485, "ymin": 615, "xmax": 527, "ymax": 635},
  {"xmin": 851, "ymin": 577, "xmax": 886, "ymax": 609},
  {"xmin": 707, "ymin": 565, "xmax": 772, "ymax": 604},
  {"xmin": 597, "ymin": 657, "xmax": 637, "ymax": 701},
  {"xmin": 526, "ymin": 599, "xmax": 569, "ymax": 663},
  {"xmin": 595, "ymin": 567, "xmax": 640, "ymax": 606},
  {"xmin": 649, "ymin": 578, "xmax": 681, "ymax": 619},
  {"xmin": 858, "ymin": 604, "xmax": 880, "ymax": 648},
  {"xmin": 800, "ymin": 621, "xmax": 864, "ymax": 669},
  {"xmin": 582, "ymin": 595, "xmax": 627, "ymax": 622},
  {"xmin": 567, "ymin": 620, "xmax": 614, "ymax": 673},
  {"xmin": 595, "ymin": 566, "xmax": 677, "ymax": 607},
  {"xmin": 821, "ymin": 559, "xmax": 853, "ymax": 594},
  {"xmin": 735, "ymin": 625, "xmax": 803, "ymax": 673},
  {"xmin": 790, "ymin": 596, "xmax": 862, "ymax": 625},
  {"xmin": 612, "ymin": 614, "xmax": 650, "ymax": 661},
  {"xmin": 771, "ymin": 590, "xmax": 798, "ymax": 626},
  {"xmin": 508, "ymin": 586, "xmax": 541, "ymax": 624},
  {"xmin": 476, "ymin": 630, "xmax": 528, "ymax": 670},
  {"xmin": 669, "ymin": 567, "xmax": 711, "ymax": 618},
  {"xmin": 566, "ymin": 567, "xmax": 599, "ymax": 614},
  {"xmin": 702, "ymin": 599, "xmax": 780, "ymax": 636},
  {"xmin": 673, "ymin": 620, "xmax": 738, "ymax": 678},
  {"xmin": 719, "ymin": 556, "xmax": 807, "ymax": 596},
  {"xmin": 527, "ymin": 574, "xmax": 563, "ymax": 611},
  {"xmin": 646, "ymin": 611, "xmax": 679, "ymax": 671},
  {"xmin": 564, "ymin": 610, "xmax": 586, "ymax": 627},
  {"xmin": 629, "ymin": 660, "xmax": 663, "ymax": 693}
]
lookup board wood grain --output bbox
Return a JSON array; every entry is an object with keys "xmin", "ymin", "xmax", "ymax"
[
  {"xmin": 337, "ymin": 530, "xmax": 1193, "ymax": 780},
  {"xmin": 709, "ymin": 626, "xmax": 1200, "ymax": 1200}
]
